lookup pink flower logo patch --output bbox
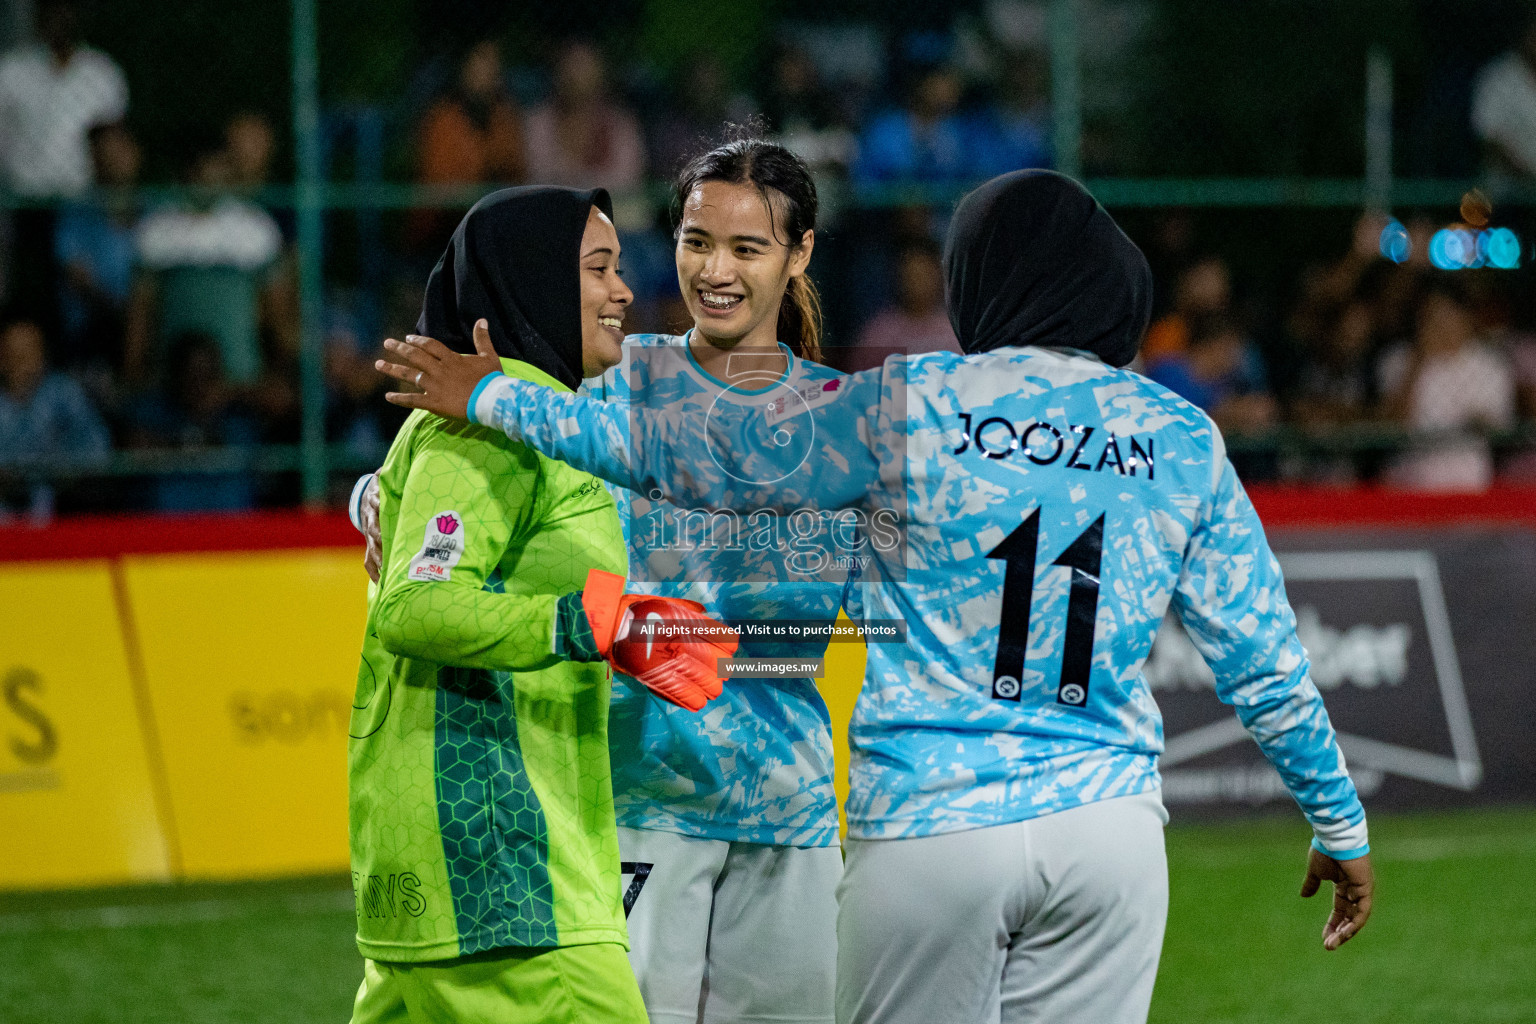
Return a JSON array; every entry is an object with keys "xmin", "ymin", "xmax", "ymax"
[{"xmin": 410, "ymin": 509, "xmax": 466, "ymax": 582}]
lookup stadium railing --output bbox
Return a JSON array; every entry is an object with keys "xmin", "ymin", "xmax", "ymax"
[{"xmin": 3, "ymin": 176, "xmax": 1534, "ymax": 513}]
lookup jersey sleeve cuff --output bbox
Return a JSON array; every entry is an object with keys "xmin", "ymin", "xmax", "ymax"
[
  {"xmin": 348, "ymin": 473, "xmax": 375, "ymax": 533},
  {"xmin": 1312, "ymin": 836, "xmax": 1370, "ymax": 860},
  {"xmin": 467, "ymin": 372, "xmax": 508, "ymax": 426}
]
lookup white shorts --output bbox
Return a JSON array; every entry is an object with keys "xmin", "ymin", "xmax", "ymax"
[
  {"xmin": 836, "ymin": 790, "xmax": 1169, "ymax": 1024},
  {"xmin": 618, "ymin": 825, "xmax": 842, "ymax": 1024}
]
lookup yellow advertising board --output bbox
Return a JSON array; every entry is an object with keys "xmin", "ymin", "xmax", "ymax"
[
  {"xmin": 1, "ymin": 535, "xmax": 870, "ymax": 890},
  {"xmin": 121, "ymin": 549, "xmax": 367, "ymax": 880},
  {"xmin": 0, "ymin": 561, "xmax": 172, "ymax": 889}
]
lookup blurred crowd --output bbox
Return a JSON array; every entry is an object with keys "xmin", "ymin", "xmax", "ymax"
[
  {"xmin": 1, "ymin": 0, "xmax": 1535, "ymax": 517},
  {"xmin": 1135, "ymin": 212, "xmax": 1535, "ymax": 491}
]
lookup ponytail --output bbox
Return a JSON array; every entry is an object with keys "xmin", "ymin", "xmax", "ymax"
[{"xmin": 779, "ymin": 273, "xmax": 823, "ymax": 363}]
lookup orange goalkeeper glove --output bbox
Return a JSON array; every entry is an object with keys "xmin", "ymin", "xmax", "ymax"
[{"xmin": 556, "ymin": 569, "xmax": 738, "ymax": 711}]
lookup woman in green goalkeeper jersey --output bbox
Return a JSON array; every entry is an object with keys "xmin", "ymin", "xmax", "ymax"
[{"xmin": 346, "ymin": 186, "xmax": 648, "ymax": 1024}]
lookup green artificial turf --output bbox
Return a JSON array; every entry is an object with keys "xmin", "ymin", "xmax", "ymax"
[
  {"xmin": 0, "ymin": 875, "xmax": 360, "ymax": 1024},
  {"xmin": 1, "ymin": 808, "xmax": 1532, "ymax": 1024},
  {"xmin": 1151, "ymin": 806, "xmax": 1536, "ymax": 1024}
]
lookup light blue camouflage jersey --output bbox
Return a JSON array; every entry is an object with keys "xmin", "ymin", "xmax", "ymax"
[
  {"xmin": 580, "ymin": 333, "xmax": 851, "ymax": 849},
  {"xmin": 468, "ymin": 344, "xmax": 1369, "ymax": 856}
]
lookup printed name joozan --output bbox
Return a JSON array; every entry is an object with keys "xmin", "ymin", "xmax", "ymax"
[{"xmin": 953, "ymin": 414, "xmax": 1154, "ymax": 479}]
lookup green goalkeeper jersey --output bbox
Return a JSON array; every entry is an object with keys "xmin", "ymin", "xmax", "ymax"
[{"xmin": 348, "ymin": 358, "xmax": 627, "ymax": 963}]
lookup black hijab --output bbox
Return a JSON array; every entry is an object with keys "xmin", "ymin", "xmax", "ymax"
[
  {"xmin": 418, "ymin": 185, "xmax": 613, "ymax": 390},
  {"xmin": 943, "ymin": 170, "xmax": 1152, "ymax": 367}
]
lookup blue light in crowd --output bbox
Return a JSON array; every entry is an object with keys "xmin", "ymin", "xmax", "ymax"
[
  {"xmin": 1429, "ymin": 226, "xmax": 1523, "ymax": 270},
  {"xmin": 1460, "ymin": 229, "xmax": 1486, "ymax": 268},
  {"xmin": 1378, "ymin": 219, "xmax": 1411, "ymax": 263},
  {"xmin": 1428, "ymin": 228, "xmax": 1465, "ymax": 269},
  {"xmin": 1486, "ymin": 227, "xmax": 1521, "ymax": 269}
]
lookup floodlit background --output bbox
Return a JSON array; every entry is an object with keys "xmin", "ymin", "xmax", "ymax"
[{"xmin": 0, "ymin": 1, "xmax": 1533, "ymax": 1022}]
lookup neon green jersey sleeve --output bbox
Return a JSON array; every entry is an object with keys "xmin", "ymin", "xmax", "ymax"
[{"xmin": 372, "ymin": 411, "xmax": 561, "ymax": 671}]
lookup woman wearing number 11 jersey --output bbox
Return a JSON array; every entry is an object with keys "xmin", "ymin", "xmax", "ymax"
[{"xmin": 381, "ymin": 169, "xmax": 1375, "ymax": 1024}]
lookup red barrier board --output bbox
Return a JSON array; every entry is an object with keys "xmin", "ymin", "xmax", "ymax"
[
  {"xmin": 0, "ymin": 511, "xmax": 360, "ymax": 562},
  {"xmin": 0, "ymin": 487, "xmax": 1532, "ymax": 563},
  {"xmin": 1247, "ymin": 486, "xmax": 1536, "ymax": 529}
]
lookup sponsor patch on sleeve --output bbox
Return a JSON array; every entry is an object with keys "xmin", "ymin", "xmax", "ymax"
[
  {"xmin": 762, "ymin": 377, "xmax": 845, "ymax": 427},
  {"xmin": 407, "ymin": 510, "xmax": 466, "ymax": 582}
]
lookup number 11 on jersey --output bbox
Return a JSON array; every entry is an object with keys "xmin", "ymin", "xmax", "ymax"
[{"xmin": 986, "ymin": 509, "xmax": 1105, "ymax": 707}]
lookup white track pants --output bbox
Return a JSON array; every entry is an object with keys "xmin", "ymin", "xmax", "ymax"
[
  {"xmin": 619, "ymin": 825, "xmax": 842, "ymax": 1024},
  {"xmin": 835, "ymin": 790, "xmax": 1169, "ymax": 1024}
]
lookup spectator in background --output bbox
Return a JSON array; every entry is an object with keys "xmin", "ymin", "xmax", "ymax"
[
  {"xmin": 1504, "ymin": 331, "xmax": 1536, "ymax": 481},
  {"xmin": 1308, "ymin": 214, "xmax": 1433, "ymax": 336},
  {"xmin": 1290, "ymin": 299, "xmax": 1379, "ymax": 485},
  {"xmin": 1377, "ymin": 281, "xmax": 1515, "ymax": 491},
  {"xmin": 1280, "ymin": 213, "xmax": 1406, "ymax": 393},
  {"xmin": 0, "ymin": 0, "xmax": 126, "ymax": 198},
  {"xmin": 225, "ymin": 110, "xmax": 278, "ymax": 191},
  {"xmin": 128, "ymin": 331, "xmax": 259, "ymax": 511},
  {"xmin": 1466, "ymin": 278, "xmax": 1536, "ymax": 482},
  {"xmin": 1367, "ymin": 248, "xmax": 1432, "ymax": 350},
  {"xmin": 1470, "ymin": 9, "xmax": 1536, "ymax": 180},
  {"xmin": 648, "ymin": 53, "xmax": 756, "ymax": 178},
  {"xmin": 410, "ymin": 41, "xmax": 526, "ymax": 252},
  {"xmin": 0, "ymin": 316, "xmax": 109, "ymax": 520},
  {"xmin": 975, "ymin": 50, "xmax": 1052, "ymax": 175},
  {"xmin": 126, "ymin": 139, "xmax": 284, "ymax": 387},
  {"xmin": 847, "ymin": 239, "xmax": 957, "ymax": 371},
  {"xmin": 1143, "ymin": 211, "xmax": 1198, "ymax": 319},
  {"xmin": 222, "ymin": 109, "xmax": 302, "ymax": 389},
  {"xmin": 854, "ymin": 66, "xmax": 973, "ymax": 187},
  {"xmin": 1301, "ymin": 213, "xmax": 1395, "ymax": 314},
  {"xmin": 1140, "ymin": 255, "xmax": 1232, "ymax": 363},
  {"xmin": 524, "ymin": 40, "xmax": 645, "ymax": 193},
  {"xmin": 760, "ymin": 43, "xmax": 855, "ymax": 172},
  {"xmin": 55, "ymin": 122, "xmax": 140, "ymax": 370},
  {"xmin": 418, "ymin": 40, "xmax": 525, "ymax": 187},
  {"xmin": 1146, "ymin": 311, "xmax": 1278, "ymax": 435},
  {"xmin": 0, "ymin": 0, "xmax": 128, "ymax": 335},
  {"xmin": 1309, "ymin": 218, "xmax": 1434, "ymax": 380},
  {"xmin": 323, "ymin": 310, "xmax": 399, "ymax": 453},
  {"xmin": 223, "ymin": 109, "xmax": 298, "ymax": 242},
  {"xmin": 1293, "ymin": 299, "xmax": 1378, "ymax": 427}
]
